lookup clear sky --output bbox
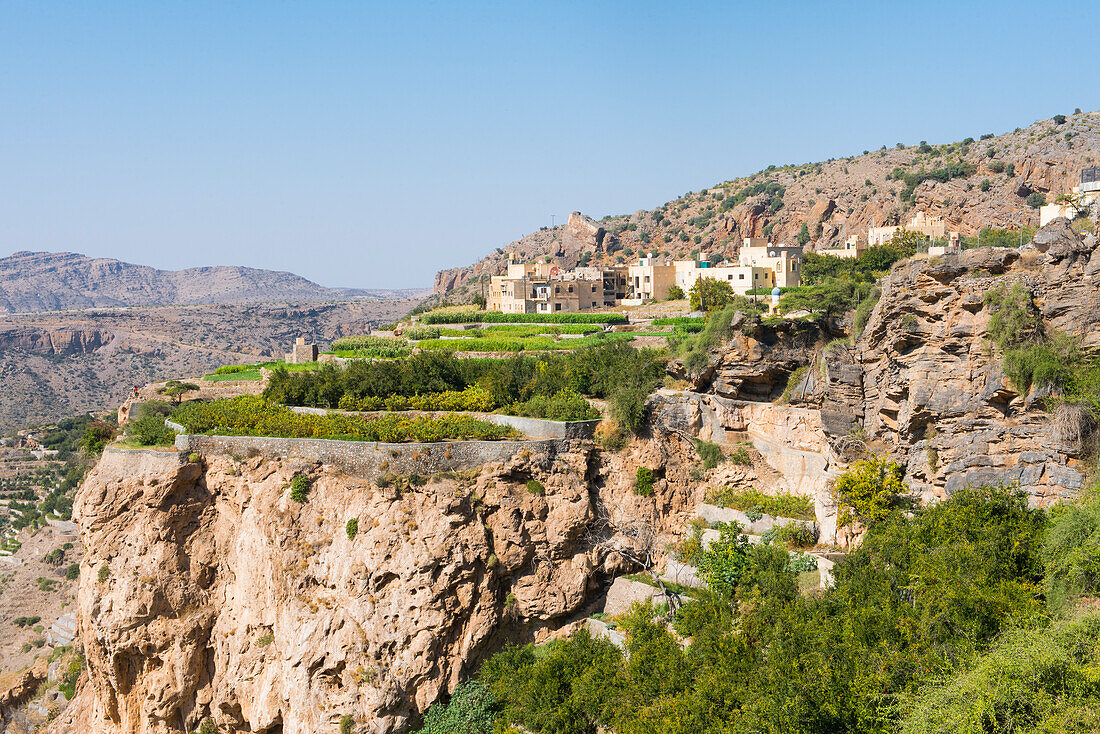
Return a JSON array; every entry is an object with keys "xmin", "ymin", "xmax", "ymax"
[{"xmin": 1, "ymin": 1, "xmax": 1097, "ymax": 289}]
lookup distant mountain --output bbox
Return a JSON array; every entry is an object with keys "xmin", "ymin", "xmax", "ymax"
[
  {"xmin": 436, "ymin": 110, "xmax": 1100, "ymax": 298},
  {"xmin": 0, "ymin": 251, "xmax": 428, "ymax": 313}
]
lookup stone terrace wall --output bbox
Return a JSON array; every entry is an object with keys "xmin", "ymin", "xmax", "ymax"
[
  {"xmin": 173, "ymin": 433, "xmax": 575, "ymax": 476},
  {"xmin": 286, "ymin": 406, "xmax": 600, "ymax": 439}
]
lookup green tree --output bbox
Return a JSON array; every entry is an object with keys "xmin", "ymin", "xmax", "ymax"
[
  {"xmin": 796, "ymin": 222, "xmax": 811, "ymax": 245},
  {"xmin": 833, "ymin": 457, "xmax": 907, "ymax": 526},
  {"xmin": 157, "ymin": 380, "xmax": 200, "ymax": 404},
  {"xmin": 1026, "ymin": 191, "xmax": 1046, "ymax": 209},
  {"xmin": 666, "ymin": 284, "xmax": 685, "ymax": 301},
  {"xmin": 695, "ymin": 522, "xmax": 750, "ymax": 597},
  {"xmin": 689, "ymin": 277, "xmax": 734, "ymax": 312}
]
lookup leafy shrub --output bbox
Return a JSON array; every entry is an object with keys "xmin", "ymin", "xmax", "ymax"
[
  {"xmin": 989, "ymin": 159, "xmax": 1006, "ymax": 173},
  {"xmin": 57, "ymin": 652, "xmax": 84, "ymax": 700},
  {"xmin": 345, "ymin": 518, "xmax": 359, "ymax": 540},
  {"xmin": 689, "ymin": 277, "xmax": 735, "ymax": 312},
  {"xmin": 834, "ymin": 457, "xmax": 907, "ymax": 526},
  {"xmin": 127, "ymin": 401, "xmax": 176, "ymax": 446},
  {"xmin": 256, "ymin": 632, "xmax": 274, "ymax": 647},
  {"xmin": 634, "ymin": 467, "xmax": 654, "ymax": 496},
  {"xmin": 985, "ymin": 282, "xmax": 1039, "ymax": 350},
  {"xmin": 902, "ymin": 614, "xmax": 1100, "ymax": 733},
  {"xmin": 328, "ymin": 335, "xmax": 413, "ymax": 359},
  {"xmin": 172, "ymin": 396, "xmax": 517, "ymax": 442},
  {"xmin": 504, "ymin": 389, "xmax": 599, "ymax": 421},
  {"xmin": 708, "ymin": 486, "xmax": 815, "ymax": 521},
  {"xmin": 289, "ymin": 473, "xmax": 311, "ymax": 503},
  {"xmin": 1026, "ymin": 191, "xmax": 1046, "ymax": 209},
  {"xmin": 694, "ymin": 439, "xmax": 724, "ymax": 470},
  {"xmin": 728, "ymin": 446, "xmax": 752, "ymax": 465},
  {"xmin": 666, "ymin": 284, "xmax": 685, "ymax": 300},
  {"xmin": 595, "ymin": 419, "xmax": 629, "ymax": 452},
  {"xmin": 338, "ymin": 386, "xmax": 497, "ymax": 413},
  {"xmin": 787, "ymin": 553, "xmax": 818, "ymax": 573},
  {"xmin": 1043, "ymin": 495, "xmax": 1100, "ymax": 611},
  {"xmin": 97, "ymin": 564, "xmax": 110, "ymax": 583},
  {"xmin": 65, "ymin": 564, "xmax": 79, "ymax": 580},
  {"xmin": 525, "ymin": 480, "xmax": 545, "ymax": 495},
  {"xmin": 695, "ymin": 522, "xmax": 750, "ymax": 597},
  {"xmin": 339, "ymin": 714, "xmax": 355, "ymax": 734},
  {"xmin": 772, "ymin": 522, "xmax": 818, "ymax": 549}
]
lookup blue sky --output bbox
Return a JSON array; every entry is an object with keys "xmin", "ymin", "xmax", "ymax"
[{"xmin": 1, "ymin": 1, "xmax": 1097, "ymax": 289}]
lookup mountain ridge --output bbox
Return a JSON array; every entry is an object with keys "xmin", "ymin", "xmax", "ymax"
[
  {"xmin": 435, "ymin": 110, "xmax": 1100, "ymax": 298},
  {"xmin": 0, "ymin": 250, "xmax": 429, "ymax": 314}
]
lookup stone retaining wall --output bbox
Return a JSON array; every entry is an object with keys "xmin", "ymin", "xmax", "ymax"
[
  {"xmin": 284, "ymin": 407, "xmax": 599, "ymax": 439},
  {"xmin": 173, "ymin": 433, "xmax": 572, "ymax": 476}
]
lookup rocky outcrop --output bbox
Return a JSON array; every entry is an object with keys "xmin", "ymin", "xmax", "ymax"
[
  {"xmin": 670, "ymin": 315, "xmax": 839, "ymax": 401},
  {"xmin": 0, "ymin": 326, "xmax": 109, "ymax": 354},
  {"xmin": 57, "ymin": 427, "xmax": 708, "ymax": 734}
]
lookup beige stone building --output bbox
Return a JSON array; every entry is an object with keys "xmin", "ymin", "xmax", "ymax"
[
  {"xmin": 868, "ymin": 211, "xmax": 950, "ymax": 247},
  {"xmin": 488, "ymin": 254, "xmax": 626, "ymax": 313},
  {"xmin": 818, "ymin": 235, "xmax": 865, "ymax": 259},
  {"xmin": 285, "ymin": 337, "xmax": 318, "ymax": 364},
  {"xmin": 1040, "ymin": 167, "xmax": 1100, "ymax": 226}
]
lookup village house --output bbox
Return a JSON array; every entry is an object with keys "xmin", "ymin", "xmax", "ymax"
[
  {"xmin": 867, "ymin": 210, "xmax": 951, "ymax": 247},
  {"xmin": 1040, "ymin": 167, "xmax": 1100, "ymax": 227},
  {"xmin": 488, "ymin": 254, "xmax": 626, "ymax": 313}
]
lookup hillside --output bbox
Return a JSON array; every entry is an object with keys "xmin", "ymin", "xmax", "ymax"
[
  {"xmin": 436, "ymin": 109, "xmax": 1100, "ymax": 298},
  {"xmin": 0, "ymin": 251, "xmax": 428, "ymax": 314},
  {"xmin": 0, "ymin": 299, "xmax": 420, "ymax": 431}
]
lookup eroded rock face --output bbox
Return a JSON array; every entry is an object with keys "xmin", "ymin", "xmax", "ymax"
[{"xmin": 57, "ymin": 434, "xmax": 704, "ymax": 734}]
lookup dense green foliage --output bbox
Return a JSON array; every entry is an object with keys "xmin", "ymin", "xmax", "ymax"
[
  {"xmin": 707, "ymin": 486, "xmax": 815, "ymax": 521},
  {"xmin": 328, "ymin": 335, "xmax": 413, "ymax": 358},
  {"xmin": 689, "ymin": 276, "xmax": 734, "ymax": 312},
  {"xmin": 634, "ymin": 466, "xmax": 654, "ymax": 496},
  {"xmin": 415, "ymin": 331, "xmax": 634, "ymax": 353},
  {"xmin": 834, "ymin": 457, "xmax": 908, "ymax": 526},
  {"xmin": 289, "ymin": 473, "xmax": 310, "ymax": 503},
  {"xmin": 675, "ymin": 302, "xmax": 765, "ymax": 375},
  {"xmin": 265, "ymin": 344, "xmax": 663, "ymax": 431},
  {"xmin": 420, "ymin": 310, "xmax": 627, "ymax": 325},
  {"xmin": 125, "ymin": 400, "xmax": 176, "ymax": 446},
  {"xmin": 694, "ymin": 439, "xmax": 724, "ymax": 470},
  {"xmin": 171, "ymin": 396, "xmax": 516, "ymax": 442},
  {"xmin": 432, "ymin": 485, "xmax": 1064, "ymax": 734},
  {"xmin": 799, "ymin": 244, "xmax": 913, "ymax": 287},
  {"xmin": 1043, "ymin": 494, "xmax": 1100, "ymax": 612}
]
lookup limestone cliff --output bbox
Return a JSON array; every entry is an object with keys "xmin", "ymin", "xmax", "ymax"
[{"xmin": 51, "ymin": 434, "xmax": 705, "ymax": 734}]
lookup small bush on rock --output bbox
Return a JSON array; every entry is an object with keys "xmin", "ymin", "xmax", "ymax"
[
  {"xmin": 345, "ymin": 518, "xmax": 359, "ymax": 540},
  {"xmin": 289, "ymin": 473, "xmax": 311, "ymax": 503},
  {"xmin": 635, "ymin": 467, "xmax": 654, "ymax": 496}
]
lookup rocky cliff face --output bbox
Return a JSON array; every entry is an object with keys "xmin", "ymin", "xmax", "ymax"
[
  {"xmin": 53, "ymin": 432, "xmax": 704, "ymax": 734},
  {"xmin": 436, "ymin": 111, "xmax": 1100, "ymax": 298}
]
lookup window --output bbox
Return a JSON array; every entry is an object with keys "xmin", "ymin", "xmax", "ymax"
[
  {"xmin": 591, "ymin": 285, "xmax": 597, "ymax": 292},
  {"xmin": 555, "ymin": 303, "xmax": 562, "ymax": 311},
  {"xmin": 739, "ymin": 273, "xmax": 745, "ymax": 279},
  {"xmin": 644, "ymin": 276, "xmax": 650, "ymax": 283},
  {"xmin": 568, "ymin": 285, "xmax": 573, "ymax": 293},
  {"xmin": 754, "ymin": 273, "xmax": 758, "ymax": 279},
  {"xmin": 727, "ymin": 274, "xmax": 733, "ymax": 280}
]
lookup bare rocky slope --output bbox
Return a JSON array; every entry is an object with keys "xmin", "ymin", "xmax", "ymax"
[
  {"xmin": 0, "ymin": 299, "xmax": 420, "ymax": 432},
  {"xmin": 436, "ymin": 110, "xmax": 1100, "ymax": 299},
  {"xmin": 0, "ymin": 251, "xmax": 427, "ymax": 314},
  {"xmin": 37, "ymin": 222, "xmax": 1100, "ymax": 733}
]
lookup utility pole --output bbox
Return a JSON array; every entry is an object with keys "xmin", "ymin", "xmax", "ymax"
[{"xmin": 551, "ymin": 214, "xmax": 556, "ymax": 228}]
